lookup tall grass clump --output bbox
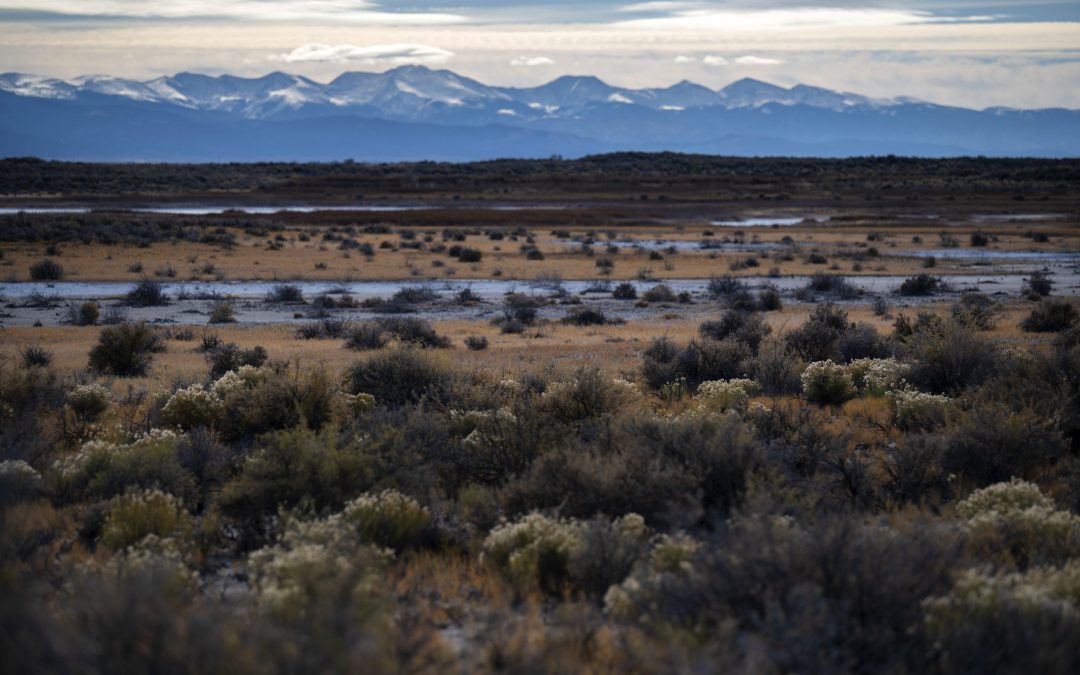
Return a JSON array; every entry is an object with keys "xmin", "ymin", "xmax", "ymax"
[
  {"xmin": 29, "ymin": 258, "xmax": 63, "ymax": 280},
  {"xmin": 125, "ymin": 278, "xmax": 169, "ymax": 307},
  {"xmin": 345, "ymin": 347, "xmax": 456, "ymax": 408},
  {"xmin": 265, "ymin": 284, "xmax": 304, "ymax": 304},
  {"xmin": 87, "ymin": 322, "xmax": 165, "ymax": 377}
]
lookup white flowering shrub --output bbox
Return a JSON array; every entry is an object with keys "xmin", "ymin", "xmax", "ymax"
[
  {"xmin": 97, "ymin": 534, "xmax": 199, "ymax": 599},
  {"xmin": 210, "ymin": 365, "xmax": 269, "ymax": 400},
  {"xmin": 925, "ymin": 562, "xmax": 1080, "ymax": 645},
  {"xmin": 648, "ymin": 532, "xmax": 701, "ymax": 575},
  {"xmin": 540, "ymin": 370, "xmax": 641, "ymax": 421},
  {"xmin": 887, "ymin": 388, "xmax": 951, "ymax": 431},
  {"xmin": 161, "ymin": 384, "xmax": 225, "ymax": 430},
  {"xmin": 957, "ymin": 479, "xmax": 1055, "ymax": 519},
  {"xmin": 341, "ymin": 392, "xmax": 376, "ymax": 415},
  {"xmin": 100, "ymin": 489, "xmax": 192, "ymax": 551},
  {"xmin": 801, "ymin": 360, "xmax": 856, "ymax": 405},
  {"xmin": 957, "ymin": 480, "xmax": 1080, "ymax": 567},
  {"xmin": 0, "ymin": 459, "xmax": 42, "ymax": 506},
  {"xmin": 247, "ymin": 509, "xmax": 391, "ymax": 618},
  {"xmin": 603, "ymin": 532, "xmax": 702, "ymax": 618},
  {"xmin": 53, "ymin": 429, "xmax": 189, "ymax": 502},
  {"xmin": 847, "ymin": 358, "xmax": 909, "ymax": 396},
  {"xmin": 484, "ymin": 512, "xmax": 653, "ymax": 596},
  {"xmin": 340, "ymin": 489, "xmax": 432, "ymax": 551},
  {"xmin": 693, "ymin": 379, "xmax": 761, "ymax": 415},
  {"xmin": 498, "ymin": 378, "xmax": 526, "ymax": 394},
  {"xmin": 451, "ymin": 407, "xmax": 518, "ymax": 454},
  {"xmin": 66, "ymin": 383, "xmax": 111, "ymax": 421},
  {"xmin": 483, "ymin": 512, "xmax": 587, "ymax": 590}
]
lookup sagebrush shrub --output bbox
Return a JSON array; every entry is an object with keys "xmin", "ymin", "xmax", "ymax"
[
  {"xmin": 345, "ymin": 323, "xmax": 389, "ymax": 350},
  {"xmin": 924, "ymin": 562, "xmax": 1080, "ymax": 673},
  {"xmin": 66, "ymin": 383, "xmax": 111, "ymax": 422},
  {"xmin": 247, "ymin": 511, "xmax": 389, "ymax": 618},
  {"xmin": 699, "ymin": 310, "xmax": 770, "ymax": 352},
  {"xmin": 612, "ymin": 282, "xmax": 637, "ymax": 300},
  {"xmin": 848, "ymin": 358, "xmax": 908, "ymax": 396},
  {"xmin": 944, "ymin": 406, "xmax": 1067, "ymax": 487},
  {"xmin": 345, "ymin": 347, "xmax": 456, "ymax": 408},
  {"xmin": 0, "ymin": 459, "xmax": 42, "ymax": 508},
  {"xmin": 785, "ymin": 304, "xmax": 850, "ymax": 362},
  {"xmin": 377, "ymin": 317, "xmax": 451, "ymax": 348},
  {"xmin": 562, "ymin": 307, "xmax": 608, "ymax": 326},
  {"xmin": 100, "ymin": 489, "xmax": 191, "ymax": 551},
  {"xmin": 835, "ymin": 323, "xmax": 893, "ymax": 362},
  {"xmin": 905, "ymin": 319, "xmax": 997, "ymax": 394},
  {"xmin": 483, "ymin": 512, "xmax": 586, "ymax": 592},
  {"xmin": 952, "ymin": 292, "xmax": 996, "ymax": 330},
  {"xmin": 505, "ymin": 412, "xmax": 758, "ymax": 524},
  {"xmin": 956, "ymin": 479, "xmax": 1080, "ymax": 567},
  {"xmin": 125, "ymin": 278, "xmax": 168, "ymax": 307},
  {"xmin": 220, "ymin": 368, "xmax": 338, "ymax": 440},
  {"xmin": 898, "ymin": 274, "xmax": 941, "ymax": 296},
  {"xmin": 219, "ymin": 427, "xmax": 374, "ymax": 545},
  {"xmin": 205, "ymin": 343, "xmax": 267, "ymax": 379},
  {"xmin": 340, "ymin": 490, "xmax": 432, "ymax": 552},
  {"xmin": 1021, "ymin": 301, "xmax": 1078, "ymax": 333},
  {"xmin": 464, "ymin": 335, "xmax": 489, "ymax": 351},
  {"xmin": 208, "ymin": 302, "xmax": 236, "ymax": 324},
  {"xmin": 265, "ymin": 284, "xmax": 304, "ymax": 304},
  {"xmin": 752, "ymin": 339, "xmax": 803, "ymax": 396},
  {"xmin": 887, "ymin": 388, "xmax": 950, "ymax": 431},
  {"xmin": 539, "ymin": 369, "xmax": 640, "ymax": 422},
  {"xmin": 642, "ymin": 284, "xmax": 677, "ymax": 303},
  {"xmin": 692, "ymin": 379, "xmax": 760, "ymax": 415},
  {"xmin": 801, "ymin": 360, "xmax": 856, "ymax": 405},
  {"xmin": 54, "ymin": 430, "xmax": 194, "ymax": 504},
  {"xmin": 67, "ymin": 301, "xmax": 99, "ymax": 326},
  {"xmin": 161, "ymin": 384, "xmax": 225, "ymax": 430},
  {"xmin": 210, "ymin": 365, "xmax": 268, "ymax": 399},
  {"xmin": 29, "ymin": 258, "xmax": 64, "ymax": 280}
]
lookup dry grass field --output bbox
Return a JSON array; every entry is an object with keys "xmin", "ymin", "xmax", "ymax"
[{"xmin": 2, "ymin": 217, "xmax": 1075, "ymax": 283}]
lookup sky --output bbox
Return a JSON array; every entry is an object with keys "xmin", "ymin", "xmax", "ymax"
[{"xmin": 1, "ymin": 1, "xmax": 1079, "ymax": 109}]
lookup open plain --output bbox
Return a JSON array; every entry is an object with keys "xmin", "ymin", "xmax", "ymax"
[{"xmin": 3, "ymin": 155, "xmax": 1080, "ymax": 673}]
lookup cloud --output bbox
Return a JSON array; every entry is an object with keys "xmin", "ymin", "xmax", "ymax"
[
  {"xmin": 735, "ymin": 55, "xmax": 782, "ymax": 65},
  {"xmin": 510, "ymin": 56, "xmax": 554, "ymax": 67},
  {"xmin": 617, "ymin": 7, "xmax": 996, "ymax": 31},
  {"xmin": 674, "ymin": 55, "xmax": 695, "ymax": 64},
  {"xmin": 702, "ymin": 56, "xmax": 728, "ymax": 66},
  {"xmin": 273, "ymin": 43, "xmax": 453, "ymax": 65},
  {"xmin": 0, "ymin": 1, "xmax": 464, "ymax": 24}
]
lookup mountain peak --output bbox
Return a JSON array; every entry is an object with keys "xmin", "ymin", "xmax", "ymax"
[{"xmin": 3, "ymin": 66, "xmax": 1076, "ymax": 160}]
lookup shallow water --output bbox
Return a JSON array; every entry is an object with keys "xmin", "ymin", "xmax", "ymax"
[
  {"xmin": 889, "ymin": 248, "xmax": 1080, "ymax": 262},
  {"xmin": 557, "ymin": 238, "xmax": 776, "ymax": 252},
  {"xmin": 0, "ymin": 205, "xmax": 429, "ymax": 215},
  {"xmin": 0, "ymin": 273, "xmax": 1064, "ymax": 302},
  {"xmin": 0, "ymin": 204, "xmax": 570, "ymax": 216},
  {"xmin": 709, "ymin": 217, "xmax": 829, "ymax": 227},
  {"xmin": 972, "ymin": 213, "xmax": 1067, "ymax": 222}
]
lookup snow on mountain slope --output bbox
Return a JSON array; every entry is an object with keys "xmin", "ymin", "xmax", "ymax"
[
  {"xmin": 0, "ymin": 74, "xmax": 76, "ymax": 100},
  {"xmin": 0, "ymin": 66, "xmax": 1058, "ymax": 125}
]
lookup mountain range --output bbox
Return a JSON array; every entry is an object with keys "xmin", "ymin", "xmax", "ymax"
[{"xmin": 2, "ymin": 66, "xmax": 1078, "ymax": 161}]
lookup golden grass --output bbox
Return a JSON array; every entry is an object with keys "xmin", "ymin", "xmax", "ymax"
[
  {"xmin": 0, "ymin": 299, "xmax": 1051, "ymax": 392},
  {"xmin": 3, "ymin": 220, "xmax": 1072, "ymax": 282}
]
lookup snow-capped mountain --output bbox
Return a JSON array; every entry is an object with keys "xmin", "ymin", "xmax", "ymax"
[
  {"xmin": 1, "ymin": 66, "xmax": 1078, "ymax": 161},
  {"xmin": 0, "ymin": 73, "xmax": 77, "ymax": 100},
  {"xmin": 0, "ymin": 66, "xmax": 919, "ymax": 118}
]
